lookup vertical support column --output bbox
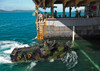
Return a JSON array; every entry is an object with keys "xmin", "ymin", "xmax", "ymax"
[
  {"xmin": 51, "ymin": 0, "xmax": 54, "ymax": 18},
  {"xmin": 99, "ymin": 5, "xmax": 100, "ymax": 16},
  {"xmin": 99, "ymin": 1, "xmax": 100, "ymax": 16},
  {"xmin": 35, "ymin": 6, "xmax": 40, "ymax": 40},
  {"xmin": 51, "ymin": 6, "xmax": 54, "ymax": 17},
  {"xmin": 97, "ymin": 3, "xmax": 99, "ymax": 16},
  {"xmin": 85, "ymin": 6, "xmax": 87, "ymax": 17},
  {"xmin": 35, "ymin": 6, "xmax": 38, "ymax": 19},
  {"xmin": 63, "ymin": 4, "xmax": 65, "ymax": 18},
  {"xmin": 69, "ymin": 7, "xmax": 72, "ymax": 17},
  {"xmin": 43, "ymin": 0, "xmax": 45, "ymax": 7},
  {"xmin": 72, "ymin": 26, "xmax": 75, "ymax": 42}
]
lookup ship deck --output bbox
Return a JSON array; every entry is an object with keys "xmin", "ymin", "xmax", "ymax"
[{"xmin": 46, "ymin": 17, "xmax": 100, "ymax": 26}]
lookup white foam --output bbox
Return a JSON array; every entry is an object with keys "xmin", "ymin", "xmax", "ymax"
[
  {"xmin": 0, "ymin": 41, "xmax": 29, "ymax": 49},
  {"xmin": 32, "ymin": 42, "xmax": 36, "ymax": 44},
  {"xmin": 27, "ymin": 61, "xmax": 37, "ymax": 70},
  {"xmin": 29, "ymin": 62, "xmax": 37, "ymax": 69},
  {"xmin": 61, "ymin": 51, "xmax": 78, "ymax": 69},
  {"xmin": 0, "ymin": 41, "xmax": 29, "ymax": 54},
  {"xmin": 0, "ymin": 56, "xmax": 11, "ymax": 63},
  {"xmin": 35, "ymin": 36, "xmax": 37, "ymax": 39},
  {"xmin": 3, "ymin": 47, "xmax": 15, "ymax": 54},
  {"xmin": 32, "ymin": 36, "xmax": 37, "ymax": 40},
  {"xmin": 49, "ymin": 59, "xmax": 54, "ymax": 63},
  {"xmin": 0, "ymin": 40, "xmax": 29, "ymax": 63}
]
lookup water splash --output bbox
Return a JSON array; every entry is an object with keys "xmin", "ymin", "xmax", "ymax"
[
  {"xmin": 0, "ymin": 41, "xmax": 29, "ymax": 53},
  {"xmin": 26, "ymin": 61, "xmax": 38, "ymax": 71},
  {"xmin": 0, "ymin": 40, "xmax": 29, "ymax": 64},
  {"xmin": 0, "ymin": 56, "xmax": 12, "ymax": 63},
  {"xmin": 32, "ymin": 11, "xmax": 36, "ymax": 16},
  {"xmin": 0, "ymin": 41, "xmax": 29, "ymax": 49},
  {"xmin": 61, "ymin": 51, "xmax": 78, "ymax": 69},
  {"xmin": 49, "ymin": 59, "xmax": 54, "ymax": 63},
  {"xmin": 3, "ymin": 47, "xmax": 15, "ymax": 54},
  {"xmin": 32, "ymin": 36, "xmax": 37, "ymax": 40}
]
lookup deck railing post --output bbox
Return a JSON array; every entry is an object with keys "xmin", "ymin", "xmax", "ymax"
[
  {"xmin": 97, "ymin": 3, "xmax": 100, "ymax": 16},
  {"xmin": 72, "ymin": 26, "xmax": 75, "ymax": 42},
  {"xmin": 35, "ymin": 6, "xmax": 38, "ymax": 19},
  {"xmin": 63, "ymin": 4, "xmax": 65, "ymax": 18},
  {"xmin": 69, "ymin": 7, "xmax": 72, "ymax": 17},
  {"xmin": 51, "ymin": 7, "xmax": 54, "ymax": 17}
]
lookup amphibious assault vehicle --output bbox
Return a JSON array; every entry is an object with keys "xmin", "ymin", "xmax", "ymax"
[{"xmin": 10, "ymin": 40, "xmax": 76, "ymax": 62}]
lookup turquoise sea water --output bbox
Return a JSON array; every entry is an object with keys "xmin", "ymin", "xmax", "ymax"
[{"xmin": 0, "ymin": 12, "xmax": 100, "ymax": 71}]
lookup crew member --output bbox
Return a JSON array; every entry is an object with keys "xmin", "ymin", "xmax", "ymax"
[
  {"xmin": 79, "ymin": 10, "xmax": 81, "ymax": 17},
  {"xmin": 76, "ymin": 10, "xmax": 78, "ymax": 17},
  {"xmin": 38, "ymin": 12, "xmax": 43, "ymax": 22},
  {"xmin": 43, "ymin": 12, "xmax": 47, "ymax": 20},
  {"xmin": 54, "ymin": 10, "xmax": 57, "ymax": 18}
]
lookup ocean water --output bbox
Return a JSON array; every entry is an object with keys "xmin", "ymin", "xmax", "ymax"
[{"xmin": 0, "ymin": 12, "xmax": 100, "ymax": 71}]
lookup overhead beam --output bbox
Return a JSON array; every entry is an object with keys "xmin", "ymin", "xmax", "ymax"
[
  {"xmin": 51, "ymin": 0, "xmax": 56, "ymax": 6},
  {"xmin": 86, "ymin": 0, "xmax": 97, "ymax": 6},
  {"xmin": 99, "ymin": 1, "xmax": 100, "ymax": 5},
  {"xmin": 51, "ymin": 0, "xmax": 56, "ymax": 17},
  {"xmin": 33, "ymin": 0, "xmax": 100, "ymax": 7},
  {"xmin": 66, "ymin": 1, "xmax": 75, "ymax": 7},
  {"xmin": 35, "ymin": 6, "xmax": 38, "ymax": 18},
  {"xmin": 63, "ymin": 4, "xmax": 65, "ymax": 18},
  {"xmin": 33, "ymin": 0, "xmax": 38, "ymax": 5},
  {"xmin": 69, "ymin": 7, "xmax": 72, "ymax": 17},
  {"xmin": 63, "ymin": 0, "xmax": 70, "ymax": 7},
  {"xmin": 75, "ymin": 0, "xmax": 84, "ymax": 6},
  {"xmin": 37, "ymin": 0, "xmax": 43, "ymax": 8},
  {"xmin": 38, "ymin": 0, "xmax": 41, "ymax": 2},
  {"xmin": 63, "ymin": 0, "xmax": 70, "ymax": 17},
  {"xmin": 43, "ymin": 0, "xmax": 45, "ymax": 7}
]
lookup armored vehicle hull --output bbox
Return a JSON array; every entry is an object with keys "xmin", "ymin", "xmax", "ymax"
[{"xmin": 10, "ymin": 41, "xmax": 75, "ymax": 62}]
